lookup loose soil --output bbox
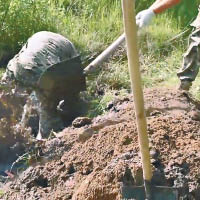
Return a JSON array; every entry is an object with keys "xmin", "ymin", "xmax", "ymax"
[{"xmin": 1, "ymin": 88, "xmax": 200, "ymax": 200}]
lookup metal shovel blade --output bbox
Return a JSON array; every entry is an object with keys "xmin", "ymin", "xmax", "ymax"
[{"xmin": 122, "ymin": 185, "xmax": 178, "ymax": 200}]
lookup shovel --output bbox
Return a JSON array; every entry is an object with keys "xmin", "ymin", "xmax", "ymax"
[
  {"xmin": 83, "ymin": 34, "xmax": 125, "ymax": 75},
  {"xmin": 120, "ymin": 0, "xmax": 178, "ymax": 199}
]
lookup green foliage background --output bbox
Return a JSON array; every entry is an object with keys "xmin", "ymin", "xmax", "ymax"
[
  {"xmin": 0, "ymin": 0, "xmax": 198, "ymax": 64},
  {"xmin": 0, "ymin": 0, "xmax": 66, "ymax": 62}
]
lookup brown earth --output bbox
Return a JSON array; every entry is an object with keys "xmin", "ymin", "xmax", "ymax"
[{"xmin": 1, "ymin": 87, "xmax": 200, "ymax": 200}]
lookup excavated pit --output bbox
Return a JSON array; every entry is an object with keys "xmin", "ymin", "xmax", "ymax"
[
  {"xmin": 0, "ymin": 87, "xmax": 86, "ymax": 179},
  {"xmin": 0, "ymin": 88, "xmax": 200, "ymax": 200},
  {"xmin": 0, "ymin": 89, "xmax": 30, "ymax": 174}
]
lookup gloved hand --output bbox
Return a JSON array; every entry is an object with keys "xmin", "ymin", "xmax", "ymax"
[{"xmin": 136, "ymin": 9, "xmax": 155, "ymax": 28}]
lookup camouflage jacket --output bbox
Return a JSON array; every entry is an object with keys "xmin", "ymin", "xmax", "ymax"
[{"xmin": 4, "ymin": 31, "xmax": 79, "ymax": 87}]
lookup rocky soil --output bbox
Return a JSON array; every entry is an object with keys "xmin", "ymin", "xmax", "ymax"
[{"xmin": 0, "ymin": 88, "xmax": 200, "ymax": 200}]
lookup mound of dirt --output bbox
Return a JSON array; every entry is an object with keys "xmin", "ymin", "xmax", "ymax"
[{"xmin": 1, "ymin": 88, "xmax": 200, "ymax": 200}]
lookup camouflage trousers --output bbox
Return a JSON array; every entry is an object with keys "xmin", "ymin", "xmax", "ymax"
[
  {"xmin": 177, "ymin": 28, "xmax": 200, "ymax": 81},
  {"xmin": 21, "ymin": 90, "xmax": 64, "ymax": 139}
]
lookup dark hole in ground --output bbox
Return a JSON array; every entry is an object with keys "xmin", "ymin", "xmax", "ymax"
[
  {"xmin": 27, "ymin": 115, "xmax": 39, "ymax": 137},
  {"xmin": 0, "ymin": 87, "xmax": 88, "ymax": 176},
  {"xmin": 34, "ymin": 176, "xmax": 48, "ymax": 188},
  {"xmin": 68, "ymin": 164, "xmax": 75, "ymax": 174}
]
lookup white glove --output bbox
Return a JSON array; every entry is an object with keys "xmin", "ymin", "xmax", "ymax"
[{"xmin": 136, "ymin": 9, "xmax": 155, "ymax": 28}]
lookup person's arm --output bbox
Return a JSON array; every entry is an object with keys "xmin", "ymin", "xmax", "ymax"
[
  {"xmin": 136, "ymin": 0, "xmax": 181, "ymax": 28},
  {"xmin": 150, "ymin": 0, "xmax": 181, "ymax": 14}
]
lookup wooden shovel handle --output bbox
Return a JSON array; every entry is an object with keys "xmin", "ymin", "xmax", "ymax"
[
  {"xmin": 84, "ymin": 33, "xmax": 125, "ymax": 75},
  {"xmin": 121, "ymin": 0, "xmax": 152, "ymax": 182}
]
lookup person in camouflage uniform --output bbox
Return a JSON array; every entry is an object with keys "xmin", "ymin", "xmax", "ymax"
[
  {"xmin": 177, "ymin": 6, "xmax": 200, "ymax": 90},
  {"xmin": 136, "ymin": 0, "xmax": 200, "ymax": 91},
  {"xmin": 1, "ymin": 31, "xmax": 86, "ymax": 139}
]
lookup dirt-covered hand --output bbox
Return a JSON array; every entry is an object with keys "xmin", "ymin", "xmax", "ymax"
[{"xmin": 136, "ymin": 9, "xmax": 155, "ymax": 28}]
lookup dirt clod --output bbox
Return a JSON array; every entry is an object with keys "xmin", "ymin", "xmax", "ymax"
[{"xmin": 72, "ymin": 117, "xmax": 92, "ymax": 128}]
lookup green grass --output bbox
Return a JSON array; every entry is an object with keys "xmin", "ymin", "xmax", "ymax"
[
  {"xmin": 83, "ymin": 11, "xmax": 195, "ymax": 117},
  {"xmin": 60, "ymin": 0, "xmax": 123, "ymax": 60},
  {"xmin": 0, "ymin": 190, "xmax": 4, "ymax": 198},
  {"xmin": 0, "ymin": 68, "xmax": 5, "ymax": 78},
  {"xmin": 137, "ymin": 14, "xmax": 188, "ymax": 89}
]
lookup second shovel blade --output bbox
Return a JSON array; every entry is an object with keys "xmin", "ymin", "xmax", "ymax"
[{"xmin": 122, "ymin": 185, "xmax": 178, "ymax": 200}]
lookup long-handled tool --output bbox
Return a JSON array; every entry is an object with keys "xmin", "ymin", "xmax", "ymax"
[
  {"xmin": 121, "ymin": 0, "xmax": 178, "ymax": 199},
  {"xmin": 84, "ymin": 33, "xmax": 125, "ymax": 75}
]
